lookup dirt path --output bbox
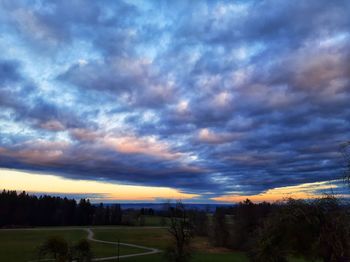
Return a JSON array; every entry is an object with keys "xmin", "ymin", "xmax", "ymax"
[{"xmin": 85, "ymin": 228, "xmax": 162, "ymax": 261}]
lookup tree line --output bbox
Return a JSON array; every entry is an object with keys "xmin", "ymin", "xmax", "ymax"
[
  {"xmin": 165, "ymin": 197, "xmax": 350, "ymax": 262},
  {"xmin": 214, "ymin": 197, "xmax": 350, "ymax": 261},
  {"xmin": 0, "ymin": 190, "xmax": 122, "ymax": 227}
]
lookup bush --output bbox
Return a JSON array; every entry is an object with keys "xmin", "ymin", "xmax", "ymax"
[
  {"xmin": 249, "ymin": 197, "xmax": 350, "ymax": 262},
  {"xmin": 72, "ymin": 239, "xmax": 93, "ymax": 262},
  {"xmin": 38, "ymin": 236, "xmax": 92, "ymax": 262},
  {"xmin": 38, "ymin": 236, "xmax": 70, "ymax": 262}
]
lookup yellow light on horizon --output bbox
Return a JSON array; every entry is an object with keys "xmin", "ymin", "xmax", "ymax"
[
  {"xmin": 0, "ymin": 168, "xmax": 198, "ymax": 202},
  {"xmin": 1, "ymin": 168, "xmax": 341, "ymax": 204},
  {"xmin": 212, "ymin": 180, "xmax": 340, "ymax": 203}
]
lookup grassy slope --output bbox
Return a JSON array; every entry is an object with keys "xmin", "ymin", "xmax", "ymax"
[
  {"xmin": 93, "ymin": 227, "xmax": 310, "ymax": 262},
  {"xmin": 94, "ymin": 227, "xmax": 252, "ymax": 262},
  {"xmin": 142, "ymin": 215, "xmax": 170, "ymax": 226},
  {"xmin": 122, "ymin": 254, "xmax": 309, "ymax": 262},
  {"xmin": 93, "ymin": 227, "xmax": 170, "ymax": 249},
  {"xmin": 0, "ymin": 227, "xmax": 312, "ymax": 262},
  {"xmin": 0, "ymin": 229, "xmax": 141, "ymax": 261}
]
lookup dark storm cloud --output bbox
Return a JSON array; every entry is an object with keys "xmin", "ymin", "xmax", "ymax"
[{"xmin": 0, "ymin": 0, "xmax": 350, "ymax": 199}]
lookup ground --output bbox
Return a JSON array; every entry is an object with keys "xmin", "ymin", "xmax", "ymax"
[{"xmin": 0, "ymin": 226, "xmax": 309, "ymax": 262}]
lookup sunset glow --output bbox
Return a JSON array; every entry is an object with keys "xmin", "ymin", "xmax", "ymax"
[
  {"xmin": 0, "ymin": 169, "xmax": 198, "ymax": 202},
  {"xmin": 212, "ymin": 180, "xmax": 346, "ymax": 203}
]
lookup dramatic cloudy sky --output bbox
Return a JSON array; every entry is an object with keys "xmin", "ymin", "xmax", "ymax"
[{"xmin": 0, "ymin": 0, "xmax": 349, "ymax": 202}]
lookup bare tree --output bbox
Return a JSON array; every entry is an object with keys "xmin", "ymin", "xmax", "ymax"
[
  {"xmin": 341, "ymin": 141, "xmax": 350, "ymax": 184},
  {"xmin": 165, "ymin": 201, "xmax": 194, "ymax": 262}
]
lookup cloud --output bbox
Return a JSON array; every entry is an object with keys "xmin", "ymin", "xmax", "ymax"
[
  {"xmin": 197, "ymin": 128, "xmax": 240, "ymax": 144},
  {"xmin": 0, "ymin": 60, "xmax": 22, "ymax": 84},
  {"xmin": 0, "ymin": 0, "xmax": 349, "ymax": 200}
]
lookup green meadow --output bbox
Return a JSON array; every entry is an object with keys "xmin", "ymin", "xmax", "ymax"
[
  {"xmin": 0, "ymin": 226, "xmax": 310, "ymax": 262},
  {"xmin": 0, "ymin": 228, "xmax": 142, "ymax": 261}
]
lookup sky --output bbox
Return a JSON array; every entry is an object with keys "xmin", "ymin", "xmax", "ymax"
[{"xmin": 0, "ymin": 0, "xmax": 349, "ymax": 203}]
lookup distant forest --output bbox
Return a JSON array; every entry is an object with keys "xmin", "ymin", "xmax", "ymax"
[{"xmin": 0, "ymin": 190, "xmax": 123, "ymax": 227}]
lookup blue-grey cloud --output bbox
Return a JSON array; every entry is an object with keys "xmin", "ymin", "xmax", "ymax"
[{"xmin": 0, "ymin": 0, "xmax": 349, "ymax": 200}]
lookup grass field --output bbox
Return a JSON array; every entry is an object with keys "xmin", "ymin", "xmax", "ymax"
[
  {"xmin": 0, "ymin": 226, "xmax": 310, "ymax": 262},
  {"xmin": 0, "ymin": 228, "xmax": 142, "ymax": 261},
  {"xmin": 93, "ymin": 227, "xmax": 170, "ymax": 249},
  {"xmin": 142, "ymin": 215, "xmax": 170, "ymax": 226}
]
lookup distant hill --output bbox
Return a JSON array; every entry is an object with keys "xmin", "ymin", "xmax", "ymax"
[{"xmin": 109, "ymin": 203, "xmax": 234, "ymax": 212}]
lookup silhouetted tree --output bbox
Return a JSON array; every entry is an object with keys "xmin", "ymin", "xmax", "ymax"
[
  {"xmin": 231, "ymin": 199, "xmax": 272, "ymax": 250},
  {"xmin": 249, "ymin": 197, "xmax": 350, "ymax": 262},
  {"xmin": 93, "ymin": 203, "xmax": 105, "ymax": 225},
  {"xmin": 165, "ymin": 201, "xmax": 194, "ymax": 262},
  {"xmin": 38, "ymin": 236, "xmax": 70, "ymax": 262},
  {"xmin": 38, "ymin": 237, "xmax": 92, "ymax": 262},
  {"xmin": 188, "ymin": 209, "xmax": 209, "ymax": 236},
  {"xmin": 211, "ymin": 207, "xmax": 229, "ymax": 247},
  {"xmin": 77, "ymin": 199, "xmax": 94, "ymax": 225},
  {"xmin": 110, "ymin": 204, "xmax": 122, "ymax": 225},
  {"xmin": 72, "ymin": 239, "xmax": 93, "ymax": 262},
  {"xmin": 0, "ymin": 190, "xmax": 123, "ymax": 227}
]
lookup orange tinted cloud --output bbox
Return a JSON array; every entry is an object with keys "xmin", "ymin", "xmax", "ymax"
[
  {"xmin": 0, "ymin": 140, "xmax": 68, "ymax": 165},
  {"xmin": 102, "ymin": 135, "xmax": 183, "ymax": 160}
]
